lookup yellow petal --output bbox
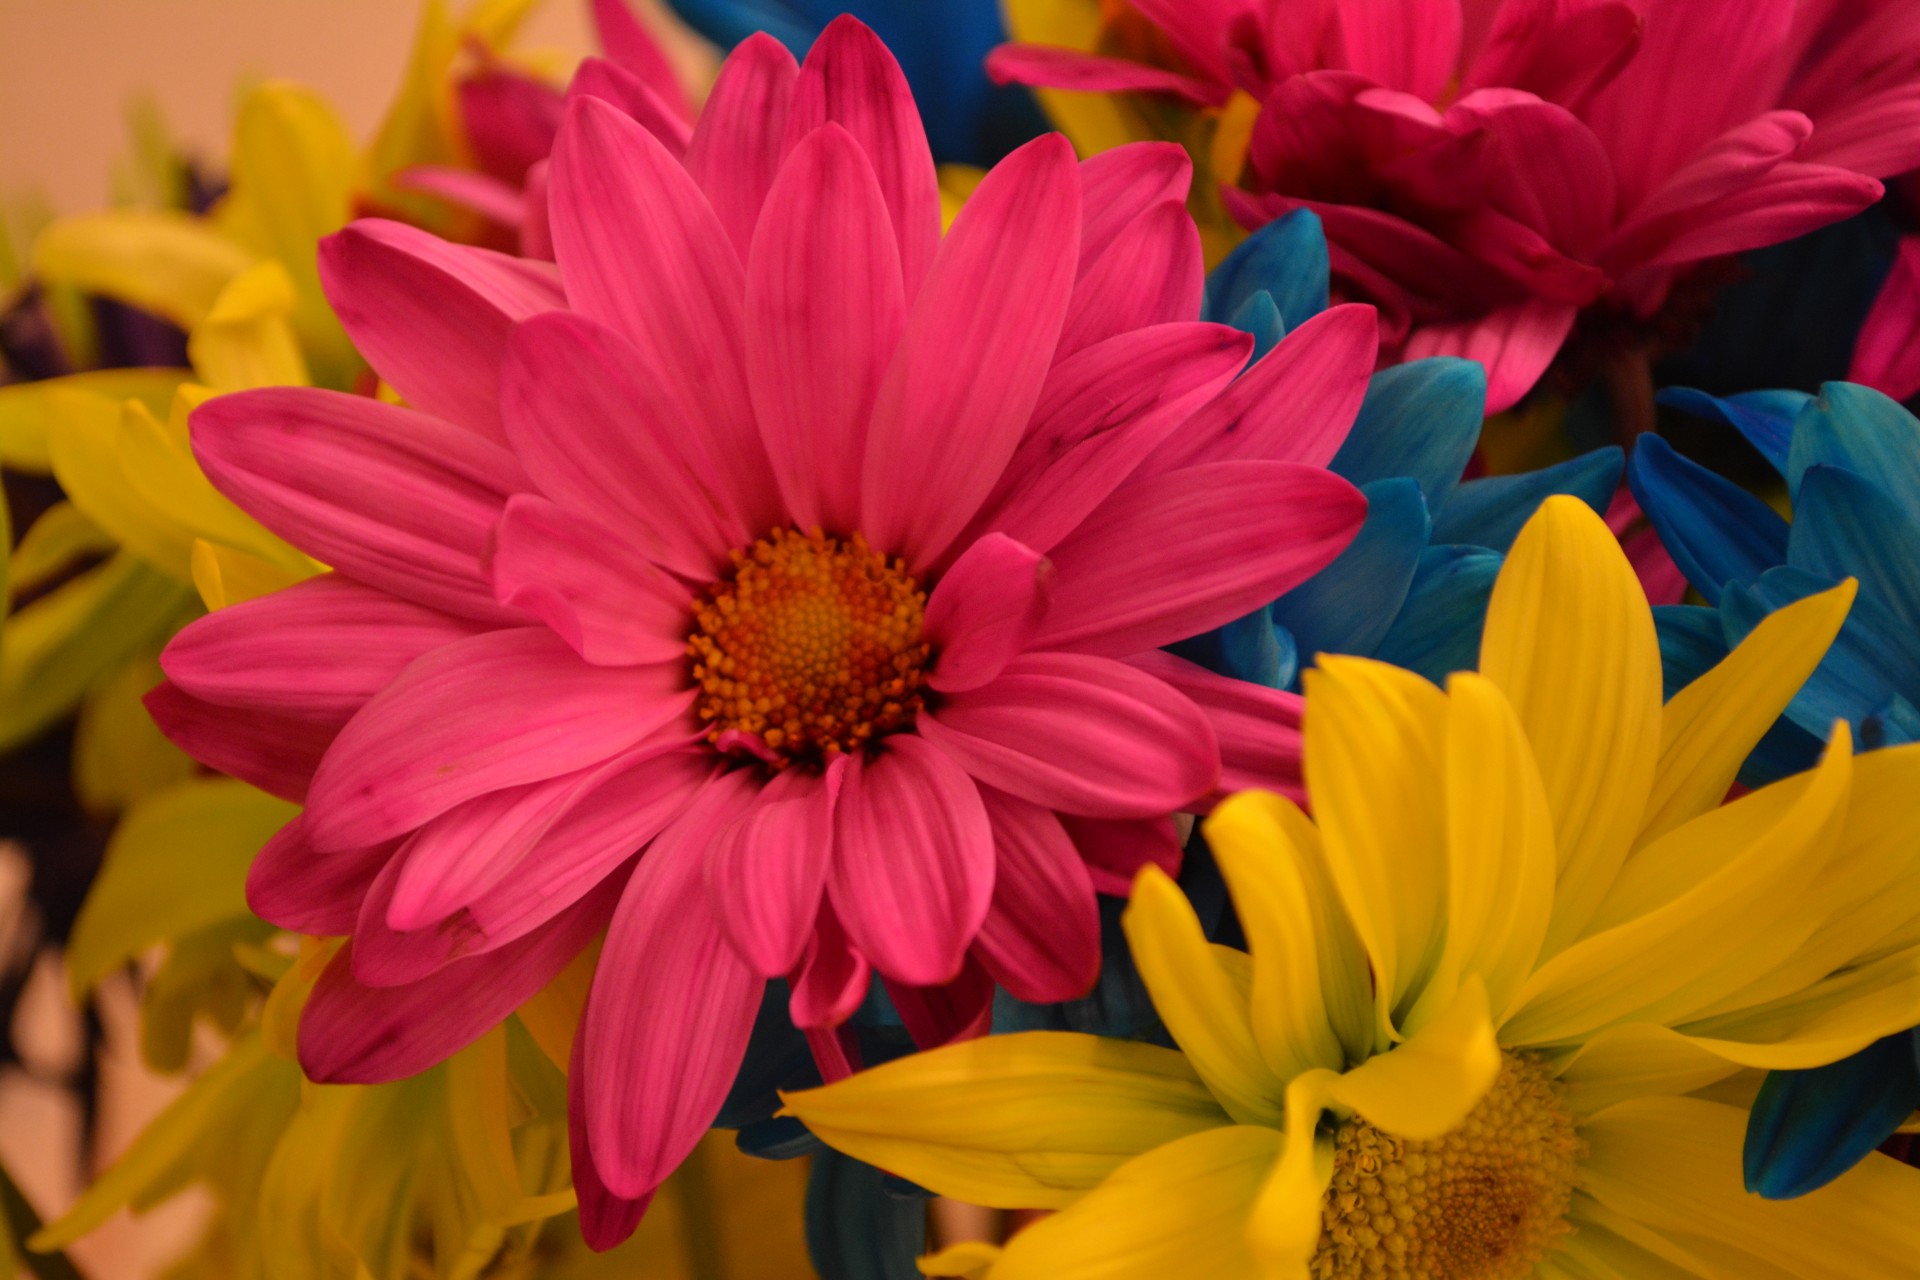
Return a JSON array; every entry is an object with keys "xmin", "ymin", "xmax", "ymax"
[
  {"xmin": 47, "ymin": 390, "xmax": 200, "ymax": 579},
  {"xmin": 9, "ymin": 501, "xmax": 112, "ymax": 598},
  {"xmin": 515, "ymin": 938, "xmax": 599, "ymax": 1071},
  {"xmin": 1204, "ymin": 790, "xmax": 1358, "ymax": 1079},
  {"xmin": 1123, "ymin": 864, "xmax": 1282, "ymax": 1123},
  {"xmin": 781, "ymin": 1032, "xmax": 1231, "ymax": 1210},
  {"xmin": 0, "ymin": 368, "xmax": 189, "ymax": 472},
  {"xmin": 264, "ymin": 938, "xmax": 343, "ymax": 1061},
  {"xmin": 1554, "ymin": 1024, "xmax": 1746, "ymax": 1116},
  {"xmin": 1580, "ymin": 1096, "xmax": 1920, "ymax": 1276},
  {"xmin": 122, "ymin": 390, "xmax": 299, "ymax": 565},
  {"xmin": 66, "ymin": 778, "xmax": 296, "ymax": 995},
  {"xmin": 1301, "ymin": 655, "xmax": 1450, "ymax": 1041},
  {"xmin": 1675, "ymin": 949, "xmax": 1920, "ymax": 1070},
  {"xmin": 447, "ymin": 1028, "xmax": 525, "ymax": 1218},
  {"xmin": 918, "ymin": 1241, "xmax": 1002, "ymax": 1279},
  {"xmin": 1480, "ymin": 495, "xmax": 1662, "ymax": 955},
  {"xmin": 192, "ymin": 537, "xmax": 318, "ymax": 610},
  {"xmin": 1413, "ymin": 672, "xmax": 1555, "ymax": 1029},
  {"xmin": 1640, "ymin": 580, "xmax": 1854, "ymax": 843},
  {"xmin": 989, "ymin": 1125, "xmax": 1282, "ymax": 1280},
  {"xmin": 1562, "ymin": 1197, "xmax": 1788, "ymax": 1280},
  {"xmin": 1246, "ymin": 1069, "xmax": 1337, "ymax": 1280},
  {"xmin": 33, "ymin": 210, "xmax": 254, "ymax": 330},
  {"xmin": 366, "ymin": 0, "xmax": 461, "ymax": 223},
  {"xmin": 1325, "ymin": 976, "xmax": 1499, "ymax": 1140},
  {"xmin": 1000, "ymin": 0, "xmax": 1142, "ymax": 157},
  {"xmin": 71, "ymin": 653, "xmax": 195, "ymax": 813},
  {"xmin": 188, "ymin": 259, "xmax": 312, "ymax": 390},
  {"xmin": 1504, "ymin": 727, "xmax": 1853, "ymax": 1047}
]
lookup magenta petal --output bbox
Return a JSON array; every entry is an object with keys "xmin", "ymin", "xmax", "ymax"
[
  {"xmin": 500, "ymin": 312, "xmax": 744, "ymax": 578},
  {"xmin": 568, "ymin": 56, "xmax": 693, "ymax": 156},
  {"xmin": 1797, "ymin": 86, "xmax": 1920, "ymax": 178},
  {"xmin": 318, "ymin": 220, "xmax": 562, "ymax": 443},
  {"xmin": 862, "ymin": 134, "xmax": 1082, "ymax": 568},
  {"xmin": 521, "ymin": 160, "xmax": 554, "ymax": 261},
  {"xmin": 970, "ymin": 786, "xmax": 1101, "ymax": 1003},
  {"xmin": 986, "ymin": 44, "xmax": 1230, "ymax": 108},
  {"xmin": 488, "ymin": 494, "xmax": 692, "ymax": 665},
  {"xmin": 161, "ymin": 575, "xmax": 476, "ymax": 722},
  {"xmin": 918, "ymin": 652, "xmax": 1218, "ymax": 819},
  {"xmin": 783, "ymin": 16, "xmax": 942, "ymax": 299},
  {"xmin": 685, "ymin": 34, "xmax": 800, "ymax": 259},
  {"xmin": 788, "ymin": 898, "xmax": 870, "ymax": 1029},
  {"xmin": 1332, "ymin": 0, "xmax": 1462, "ymax": 101},
  {"xmin": 745, "ymin": 124, "xmax": 905, "ymax": 532},
  {"xmin": 973, "ymin": 322, "xmax": 1251, "ymax": 555},
  {"xmin": 1142, "ymin": 303, "xmax": 1377, "ymax": 473},
  {"xmin": 569, "ymin": 1025, "xmax": 656, "ymax": 1251},
  {"xmin": 302, "ymin": 629, "xmax": 693, "ymax": 849},
  {"xmin": 881, "ymin": 958, "xmax": 994, "ymax": 1050},
  {"xmin": 298, "ymin": 872, "xmax": 620, "ymax": 1083},
  {"xmin": 926, "ymin": 533, "xmax": 1054, "ymax": 693},
  {"xmin": 245, "ymin": 815, "xmax": 391, "ymax": 935},
  {"xmin": 190, "ymin": 388, "xmax": 528, "ymax": 624},
  {"xmin": 1034, "ymin": 461, "xmax": 1366, "ymax": 657},
  {"xmin": 1850, "ymin": 235, "xmax": 1920, "ymax": 401},
  {"xmin": 548, "ymin": 97, "xmax": 777, "ymax": 529},
  {"xmin": 458, "ymin": 65, "xmax": 564, "ymax": 184},
  {"xmin": 350, "ymin": 849, "xmax": 474, "ymax": 987},
  {"xmin": 1076, "ymin": 143, "xmax": 1193, "ymax": 274},
  {"xmin": 827, "ymin": 735, "xmax": 994, "ymax": 987},
  {"xmin": 1063, "ymin": 813, "xmax": 1183, "ymax": 898},
  {"xmin": 1058, "ymin": 201, "xmax": 1204, "ymax": 357},
  {"xmin": 1126, "ymin": 651, "xmax": 1307, "ymax": 806},
  {"xmin": 1465, "ymin": 0, "xmax": 1643, "ymax": 112},
  {"xmin": 1403, "ymin": 299, "xmax": 1575, "ymax": 415},
  {"xmin": 588, "ymin": 0, "xmax": 693, "ymax": 120},
  {"xmin": 145, "ymin": 682, "xmax": 334, "ymax": 804},
  {"xmin": 580, "ymin": 772, "xmax": 765, "ymax": 1199},
  {"xmin": 706, "ymin": 761, "xmax": 843, "ymax": 977},
  {"xmin": 390, "ymin": 166, "xmax": 524, "ymax": 229}
]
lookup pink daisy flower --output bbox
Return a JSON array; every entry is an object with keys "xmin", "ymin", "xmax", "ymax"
[
  {"xmin": 993, "ymin": 0, "xmax": 1914, "ymax": 410},
  {"xmin": 150, "ymin": 18, "xmax": 1370, "ymax": 1246}
]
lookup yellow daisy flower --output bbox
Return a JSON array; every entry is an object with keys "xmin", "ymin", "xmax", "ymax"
[{"xmin": 785, "ymin": 495, "xmax": 1920, "ymax": 1280}]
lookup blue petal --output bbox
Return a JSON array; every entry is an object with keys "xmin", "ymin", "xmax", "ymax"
[
  {"xmin": 1432, "ymin": 447, "xmax": 1622, "ymax": 553},
  {"xmin": 1866, "ymin": 693, "xmax": 1920, "ymax": 750},
  {"xmin": 1330, "ymin": 359, "xmax": 1484, "ymax": 511},
  {"xmin": 1656, "ymin": 603, "xmax": 1823, "ymax": 786},
  {"xmin": 1202, "ymin": 208, "xmax": 1329, "ymax": 330},
  {"xmin": 1746, "ymin": 1031, "xmax": 1920, "ymax": 1199},
  {"xmin": 1226, "ymin": 291, "xmax": 1286, "ymax": 364},
  {"xmin": 1789, "ymin": 463, "xmax": 1920, "ymax": 638},
  {"xmin": 1628, "ymin": 434, "xmax": 1787, "ymax": 605},
  {"xmin": 805, "ymin": 1148, "xmax": 928, "ymax": 1279},
  {"xmin": 1370, "ymin": 545, "xmax": 1501, "ymax": 685},
  {"xmin": 1165, "ymin": 605, "xmax": 1295, "ymax": 689},
  {"xmin": 1273, "ymin": 478, "xmax": 1429, "ymax": 665},
  {"xmin": 1721, "ymin": 566, "xmax": 1919, "ymax": 736},
  {"xmin": 664, "ymin": 0, "xmax": 816, "ymax": 50},
  {"xmin": 737, "ymin": 1114, "xmax": 823, "ymax": 1159},
  {"xmin": 1788, "ymin": 382, "xmax": 1920, "ymax": 512},
  {"xmin": 1656, "ymin": 387, "xmax": 1808, "ymax": 477}
]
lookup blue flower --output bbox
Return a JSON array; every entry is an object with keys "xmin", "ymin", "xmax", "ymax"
[
  {"xmin": 661, "ymin": 0, "xmax": 1047, "ymax": 166},
  {"xmin": 1170, "ymin": 209, "xmax": 1624, "ymax": 694},
  {"xmin": 1633, "ymin": 380, "xmax": 1920, "ymax": 1199}
]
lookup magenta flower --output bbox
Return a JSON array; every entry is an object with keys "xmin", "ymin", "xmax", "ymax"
[
  {"xmin": 994, "ymin": 0, "xmax": 1913, "ymax": 409},
  {"xmin": 149, "ymin": 19, "xmax": 1369, "ymax": 1245}
]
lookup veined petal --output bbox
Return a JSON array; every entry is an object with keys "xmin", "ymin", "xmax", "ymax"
[
  {"xmin": 1324, "ymin": 976, "xmax": 1500, "ymax": 1140},
  {"xmin": 972, "ymin": 786, "xmax": 1101, "ymax": 1004},
  {"xmin": 684, "ymin": 34, "xmax": 799, "ymax": 258},
  {"xmin": 707, "ymin": 761, "xmax": 842, "ymax": 977},
  {"xmin": 926, "ymin": 533, "xmax": 1054, "ymax": 693},
  {"xmin": 145, "ymin": 682, "xmax": 334, "ymax": 804},
  {"xmin": 1077, "ymin": 143, "xmax": 1194, "ymax": 273},
  {"xmin": 1126, "ymin": 652, "xmax": 1307, "ymax": 804},
  {"xmin": 1057, "ymin": 202, "xmax": 1203, "ymax": 357}
]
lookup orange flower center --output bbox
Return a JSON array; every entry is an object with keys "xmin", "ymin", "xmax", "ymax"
[{"xmin": 688, "ymin": 528, "xmax": 930, "ymax": 768}]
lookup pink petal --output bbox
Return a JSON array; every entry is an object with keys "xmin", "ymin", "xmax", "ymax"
[
  {"xmin": 391, "ymin": 166, "xmax": 524, "ymax": 228},
  {"xmin": 521, "ymin": 160, "xmax": 554, "ymax": 261},
  {"xmin": 1603, "ymin": 112, "xmax": 1813, "ymax": 264},
  {"xmin": 1464, "ymin": 0, "xmax": 1644, "ymax": 112},
  {"xmin": 1077, "ymin": 143, "xmax": 1194, "ymax": 272},
  {"xmin": 1850, "ymin": 235, "xmax": 1920, "ymax": 402},
  {"xmin": 918, "ymin": 652, "xmax": 1219, "ymax": 819},
  {"xmin": 500, "ymin": 311, "xmax": 743, "ymax": 579},
  {"xmin": 1126, "ymin": 0, "xmax": 1246, "ymax": 85},
  {"xmin": 1063, "ymin": 813, "xmax": 1183, "ymax": 897},
  {"xmin": 1141, "ymin": 304, "xmax": 1376, "ymax": 474},
  {"xmin": 685, "ymin": 34, "xmax": 799, "ymax": 259},
  {"xmin": 1440, "ymin": 90, "xmax": 1618, "ymax": 256},
  {"xmin": 245, "ymin": 815, "xmax": 391, "ymax": 935},
  {"xmin": 488, "ymin": 494, "xmax": 692, "ymax": 665},
  {"xmin": 1058, "ymin": 201, "xmax": 1204, "ymax": 357},
  {"xmin": 589, "ymin": 0, "xmax": 692, "ymax": 120},
  {"xmin": 1795, "ymin": 87, "xmax": 1920, "ymax": 179},
  {"xmin": 298, "ymin": 872, "xmax": 621, "ymax": 1083},
  {"xmin": 971, "ymin": 786, "xmax": 1101, "ymax": 1003},
  {"xmin": 706, "ymin": 760, "xmax": 844, "ymax": 976},
  {"xmin": 190, "ymin": 387, "xmax": 528, "ymax": 624},
  {"xmin": 1621, "ymin": 163, "xmax": 1882, "ymax": 275},
  {"xmin": 568, "ymin": 57, "xmax": 692, "ymax": 157},
  {"xmin": 882, "ymin": 958, "xmax": 994, "ymax": 1050},
  {"xmin": 548, "ymin": 97, "xmax": 777, "ymax": 530},
  {"xmin": 827, "ymin": 734, "xmax": 994, "ymax": 987},
  {"xmin": 861, "ymin": 133, "xmax": 1082, "ymax": 568},
  {"xmin": 1403, "ymin": 299, "xmax": 1576, "ymax": 414},
  {"xmin": 569, "ymin": 1026, "xmax": 655, "ymax": 1250},
  {"xmin": 145, "ymin": 682, "xmax": 334, "ymax": 804},
  {"xmin": 985, "ymin": 44, "xmax": 1231, "ymax": 108},
  {"xmin": 1331, "ymin": 0, "xmax": 1462, "ymax": 101},
  {"xmin": 351, "ymin": 846, "xmax": 473, "ymax": 986},
  {"xmin": 318, "ymin": 220, "xmax": 562, "ymax": 444},
  {"xmin": 971, "ymin": 322, "xmax": 1252, "ymax": 555},
  {"xmin": 1032, "ymin": 461, "xmax": 1367, "ymax": 657},
  {"xmin": 302, "ymin": 628, "xmax": 693, "ymax": 849},
  {"xmin": 926, "ymin": 533, "xmax": 1055, "ymax": 693},
  {"xmin": 1126, "ymin": 651, "xmax": 1306, "ymax": 806},
  {"xmin": 580, "ymin": 771, "xmax": 765, "ymax": 1199},
  {"xmin": 745, "ymin": 124, "xmax": 905, "ymax": 533},
  {"xmin": 458, "ymin": 64, "xmax": 564, "ymax": 184},
  {"xmin": 788, "ymin": 898, "xmax": 870, "ymax": 1029},
  {"xmin": 160, "ymin": 575, "xmax": 476, "ymax": 722},
  {"xmin": 783, "ymin": 16, "xmax": 942, "ymax": 300}
]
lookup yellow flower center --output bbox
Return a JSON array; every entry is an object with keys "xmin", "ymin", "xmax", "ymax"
[
  {"xmin": 687, "ymin": 528, "xmax": 930, "ymax": 768},
  {"xmin": 1312, "ymin": 1053, "xmax": 1581, "ymax": 1280}
]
